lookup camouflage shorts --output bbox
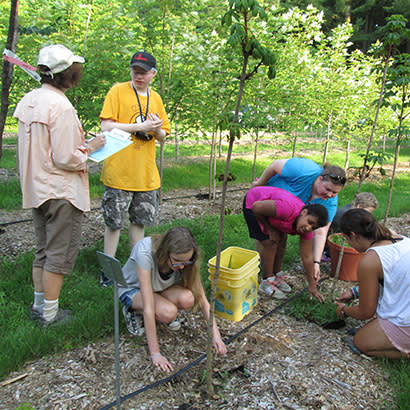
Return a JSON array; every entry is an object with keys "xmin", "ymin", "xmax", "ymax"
[{"xmin": 101, "ymin": 187, "xmax": 159, "ymax": 230}]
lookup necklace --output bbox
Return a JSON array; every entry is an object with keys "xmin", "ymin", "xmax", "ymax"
[{"xmin": 131, "ymin": 82, "xmax": 149, "ymax": 123}]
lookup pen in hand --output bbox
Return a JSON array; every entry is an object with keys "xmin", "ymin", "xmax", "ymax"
[{"xmin": 86, "ymin": 132, "xmax": 106, "ymax": 154}]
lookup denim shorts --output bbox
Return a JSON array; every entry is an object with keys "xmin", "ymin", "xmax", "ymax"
[{"xmin": 120, "ymin": 288, "xmax": 139, "ymax": 310}]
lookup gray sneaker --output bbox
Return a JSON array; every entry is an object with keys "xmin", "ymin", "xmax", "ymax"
[
  {"xmin": 99, "ymin": 270, "xmax": 113, "ymax": 288},
  {"xmin": 122, "ymin": 306, "xmax": 144, "ymax": 336},
  {"xmin": 259, "ymin": 279, "xmax": 287, "ymax": 300},
  {"xmin": 39, "ymin": 309, "xmax": 72, "ymax": 327},
  {"xmin": 342, "ymin": 335, "xmax": 361, "ymax": 355},
  {"xmin": 29, "ymin": 307, "xmax": 42, "ymax": 320},
  {"xmin": 272, "ymin": 275, "xmax": 292, "ymax": 293},
  {"xmin": 167, "ymin": 318, "xmax": 181, "ymax": 331}
]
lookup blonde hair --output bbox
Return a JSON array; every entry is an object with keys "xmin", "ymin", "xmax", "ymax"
[
  {"xmin": 352, "ymin": 192, "xmax": 378, "ymax": 209},
  {"xmin": 151, "ymin": 227, "xmax": 203, "ymax": 309}
]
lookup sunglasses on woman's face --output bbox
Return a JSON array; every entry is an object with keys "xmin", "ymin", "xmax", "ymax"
[{"xmin": 169, "ymin": 255, "xmax": 195, "ymax": 268}]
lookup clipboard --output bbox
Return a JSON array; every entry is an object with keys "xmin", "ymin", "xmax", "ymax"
[{"xmin": 88, "ymin": 128, "xmax": 133, "ymax": 163}]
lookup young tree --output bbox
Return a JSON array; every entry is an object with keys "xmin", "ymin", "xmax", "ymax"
[
  {"xmin": 383, "ymin": 52, "xmax": 410, "ymax": 220},
  {"xmin": 355, "ymin": 14, "xmax": 410, "ymax": 196},
  {"xmin": 0, "ymin": 0, "xmax": 18, "ymax": 160},
  {"xmin": 206, "ymin": 0, "xmax": 276, "ymax": 395}
]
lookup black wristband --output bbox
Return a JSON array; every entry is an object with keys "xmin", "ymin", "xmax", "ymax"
[{"xmin": 313, "ymin": 261, "xmax": 320, "ymax": 265}]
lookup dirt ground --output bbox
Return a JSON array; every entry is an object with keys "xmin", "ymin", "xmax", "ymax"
[{"xmin": 1, "ymin": 180, "xmax": 409, "ymax": 409}]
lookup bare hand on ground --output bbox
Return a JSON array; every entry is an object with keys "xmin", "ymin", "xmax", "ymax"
[
  {"xmin": 213, "ymin": 337, "xmax": 227, "ymax": 355},
  {"xmin": 309, "ymin": 284, "xmax": 324, "ymax": 303},
  {"xmin": 152, "ymin": 353, "xmax": 174, "ymax": 373}
]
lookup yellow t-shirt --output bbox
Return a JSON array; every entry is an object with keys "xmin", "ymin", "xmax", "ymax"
[{"xmin": 99, "ymin": 82, "xmax": 170, "ymax": 191}]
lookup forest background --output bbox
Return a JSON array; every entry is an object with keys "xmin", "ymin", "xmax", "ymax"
[
  {"xmin": 1, "ymin": 1, "xmax": 410, "ymax": 407},
  {"xmin": 1, "ymin": 0, "xmax": 410, "ymax": 165}
]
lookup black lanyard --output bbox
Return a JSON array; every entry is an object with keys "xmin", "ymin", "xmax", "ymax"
[{"xmin": 131, "ymin": 82, "xmax": 149, "ymax": 121}]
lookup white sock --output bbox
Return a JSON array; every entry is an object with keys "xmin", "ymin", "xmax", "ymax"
[
  {"xmin": 33, "ymin": 292, "xmax": 44, "ymax": 312},
  {"xmin": 43, "ymin": 299, "xmax": 59, "ymax": 322}
]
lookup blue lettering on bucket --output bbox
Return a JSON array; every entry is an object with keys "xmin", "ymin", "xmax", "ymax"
[
  {"xmin": 242, "ymin": 301, "xmax": 250, "ymax": 314},
  {"xmin": 215, "ymin": 300, "xmax": 225, "ymax": 313}
]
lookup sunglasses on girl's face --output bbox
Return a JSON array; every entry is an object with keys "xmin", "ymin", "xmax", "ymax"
[{"xmin": 169, "ymin": 255, "xmax": 195, "ymax": 268}]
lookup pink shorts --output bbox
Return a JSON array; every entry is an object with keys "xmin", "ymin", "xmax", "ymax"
[{"xmin": 378, "ymin": 317, "xmax": 410, "ymax": 354}]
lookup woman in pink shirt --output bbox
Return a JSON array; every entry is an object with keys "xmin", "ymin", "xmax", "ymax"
[
  {"xmin": 14, "ymin": 45, "xmax": 105, "ymax": 326},
  {"xmin": 243, "ymin": 186, "xmax": 328, "ymax": 301}
]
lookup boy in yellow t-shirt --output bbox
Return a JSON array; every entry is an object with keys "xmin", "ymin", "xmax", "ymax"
[{"xmin": 99, "ymin": 51, "xmax": 170, "ymax": 287}]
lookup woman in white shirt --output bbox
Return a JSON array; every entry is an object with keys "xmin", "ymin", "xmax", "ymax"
[{"xmin": 335, "ymin": 208, "xmax": 410, "ymax": 359}]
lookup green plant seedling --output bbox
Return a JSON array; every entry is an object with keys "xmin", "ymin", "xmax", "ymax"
[{"xmin": 16, "ymin": 404, "xmax": 35, "ymax": 410}]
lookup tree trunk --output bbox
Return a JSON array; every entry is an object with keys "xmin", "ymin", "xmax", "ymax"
[
  {"xmin": 355, "ymin": 45, "xmax": 392, "ymax": 196},
  {"xmin": 344, "ymin": 139, "xmax": 351, "ymax": 171},
  {"xmin": 384, "ymin": 140, "xmax": 400, "ymax": 222},
  {"xmin": 0, "ymin": 0, "xmax": 19, "ymax": 160},
  {"xmin": 158, "ymin": 6, "xmax": 174, "ymax": 206},
  {"xmin": 291, "ymin": 131, "xmax": 297, "ymax": 157},
  {"xmin": 174, "ymin": 121, "xmax": 179, "ymax": 161},
  {"xmin": 158, "ymin": 141, "xmax": 165, "ymax": 204},
  {"xmin": 384, "ymin": 93, "xmax": 406, "ymax": 222},
  {"xmin": 82, "ymin": 4, "xmax": 92, "ymax": 54},
  {"xmin": 212, "ymin": 141, "xmax": 217, "ymax": 202},
  {"xmin": 206, "ymin": 48, "xmax": 249, "ymax": 395},
  {"xmin": 322, "ymin": 112, "xmax": 332, "ymax": 166},
  {"xmin": 208, "ymin": 128, "xmax": 216, "ymax": 200},
  {"xmin": 218, "ymin": 129, "xmax": 223, "ymax": 158},
  {"xmin": 252, "ymin": 128, "xmax": 259, "ymax": 182},
  {"xmin": 252, "ymin": 76, "xmax": 264, "ymax": 181},
  {"xmin": 165, "ymin": 28, "xmax": 175, "ymax": 107}
]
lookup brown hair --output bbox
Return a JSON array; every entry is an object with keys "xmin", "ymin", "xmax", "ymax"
[
  {"xmin": 339, "ymin": 208, "xmax": 393, "ymax": 241},
  {"xmin": 151, "ymin": 227, "xmax": 203, "ymax": 309},
  {"xmin": 38, "ymin": 62, "xmax": 83, "ymax": 90},
  {"xmin": 320, "ymin": 163, "xmax": 346, "ymax": 186}
]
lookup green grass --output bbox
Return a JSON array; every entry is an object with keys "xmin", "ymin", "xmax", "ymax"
[
  {"xmin": 0, "ymin": 211, "xmax": 309, "ymax": 380},
  {"xmin": 0, "ymin": 179, "xmax": 22, "ymax": 209},
  {"xmin": 1, "ymin": 136, "xmax": 409, "ymax": 406},
  {"xmin": 0, "ymin": 214, "xmax": 253, "ymax": 379},
  {"xmin": 0, "ymin": 245, "xmax": 114, "ymax": 378},
  {"xmin": 382, "ymin": 359, "xmax": 410, "ymax": 410},
  {"xmin": 2, "ymin": 214, "xmax": 409, "ymax": 408},
  {"xmin": 161, "ymin": 157, "xmax": 270, "ymax": 192},
  {"xmin": 88, "ymin": 173, "xmax": 104, "ymax": 199},
  {"xmin": 284, "ymin": 291, "xmax": 340, "ymax": 326},
  {"xmin": 3, "ymin": 141, "xmax": 410, "ymax": 213},
  {"xmin": 0, "ymin": 154, "xmax": 271, "ymax": 210},
  {"xmin": 0, "ymin": 147, "xmax": 17, "ymax": 170},
  {"xmin": 336, "ymin": 175, "xmax": 410, "ymax": 218}
]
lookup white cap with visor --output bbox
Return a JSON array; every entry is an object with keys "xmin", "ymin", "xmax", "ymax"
[{"xmin": 37, "ymin": 44, "xmax": 84, "ymax": 76}]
